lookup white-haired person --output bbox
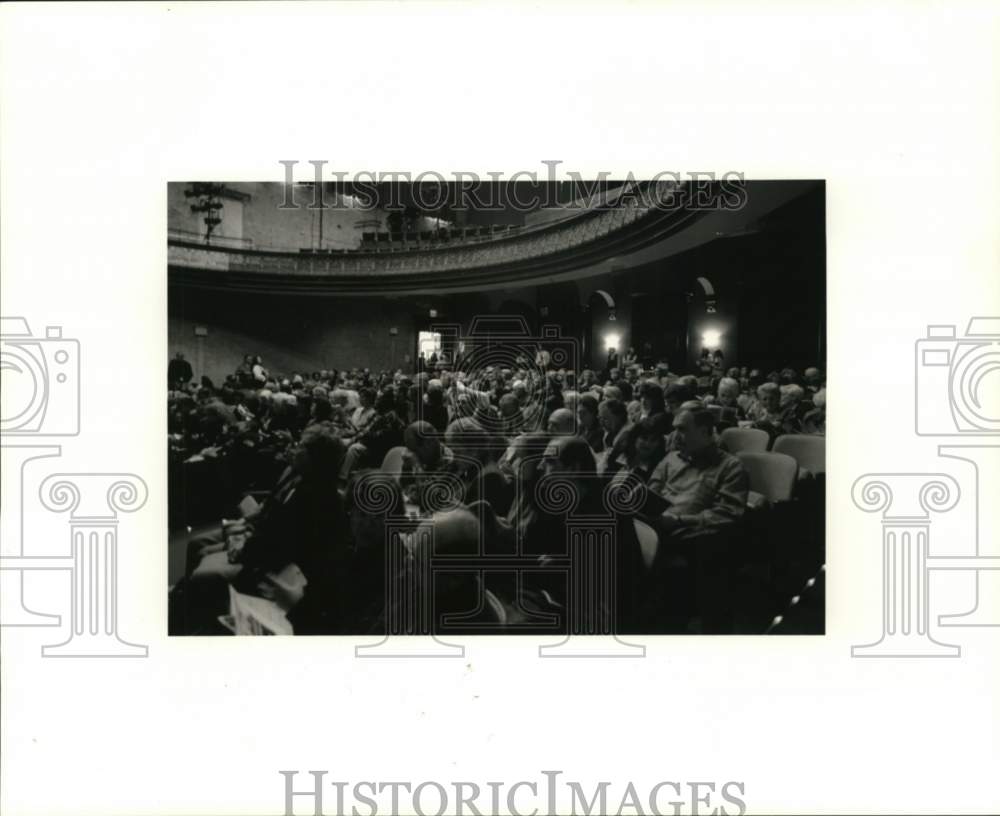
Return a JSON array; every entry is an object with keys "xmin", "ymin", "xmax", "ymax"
[
  {"xmin": 749, "ymin": 382, "xmax": 800, "ymax": 441},
  {"xmin": 802, "ymin": 387, "xmax": 826, "ymax": 435},
  {"xmin": 703, "ymin": 376, "xmax": 746, "ymax": 426}
]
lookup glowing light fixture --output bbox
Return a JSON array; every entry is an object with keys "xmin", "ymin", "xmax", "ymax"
[
  {"xmin": 604, "ymin": 332, "xmax": 621, "ymax": 351},
  {"xmin": 701, "ymin": 329, "xmax": 722, "ymax": 348}
]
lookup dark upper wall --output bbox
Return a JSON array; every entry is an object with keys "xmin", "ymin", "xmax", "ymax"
[
  {"xmin": 168, "ymin": 185, "xmax": 825, "ymax": 383},
  {"xmin": 168, "ymin": 284, "xmax": 581, "ymax": 384}
]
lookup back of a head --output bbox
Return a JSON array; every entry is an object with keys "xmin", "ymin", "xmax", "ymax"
[
  {"xmin": 300, "ymin": 424, "xmax": 347, "ymax": 480},
  {"xmin": 415, "ymin": 507, "xmax": 481, "ymax": 560},
  {"xmin": 680, "ymin": 406, "xmax": 717, "ymax": 435},
  {"xmin": 577, "ymin": 393, "xmax": 599, "ymax": 415},
  {"xmin": 548, "ymin": 407, "xmax": 575, "ymax": 435},
  {"xmin": 554, "ymin": 435, "xmax": 597, "ymax": 476},
  {"xmin": 374, "ymin": 389, "xmax": 396, "ymax": 413},
  {"xmin": 312, "ymin": 399, "xmax": 334, "ymax": 422},
  {"xmin": 499, "ymin": 393, "xmax": 520, "ymax": 414},
  {"xmin": 407, "ymin": 420, "xmax": 436, "ymax": 439},
  {"xmin": 665, "ymin": 382, "xmax": 695, "ymax": 405},
  {"xmin": 602, "ymin": 398, "xmax": 627, "ymax": 423}
]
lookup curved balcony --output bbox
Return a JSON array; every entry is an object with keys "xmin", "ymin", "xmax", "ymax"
[{"xmin": 169, "ymin": 182, "xmax": 709, "ymax": 295}]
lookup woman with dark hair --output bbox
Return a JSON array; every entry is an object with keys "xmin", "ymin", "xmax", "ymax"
[
  {"xmin": 622, "ymin": 413, "xmax": 669, "ymax": 484},
  {"xmin": 638, "ymin": 381, "xmax": 666, "ymax": 420}
]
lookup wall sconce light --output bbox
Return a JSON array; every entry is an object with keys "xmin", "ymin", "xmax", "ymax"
[
  {"xmin": 428, "ymin": 309, "xmax": 438, "ymax": 318},
  {"xmin": 701, "ymin": 329, "xmax": 722, "ymax": 348},
  {"xmin": 604, "ymin": 332, "xmax": 621, "ymax": 351}
]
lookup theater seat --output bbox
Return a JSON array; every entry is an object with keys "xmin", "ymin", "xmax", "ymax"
[
  {"xmin": 380, "ymin": 445, "xmax": 408, "ymax": 479},
  {"xmin": 719, "ymin": 426, "xmax": 769, "ymax": 454},
  {"xmin": 773, "ymin": 434, "xmax": 825, "ymax": 476},
  {"xmin": 736, "ymin": 452, "xmax": 798, "ymax": 502}
]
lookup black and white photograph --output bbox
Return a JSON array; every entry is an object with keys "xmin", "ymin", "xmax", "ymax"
[
  {"xmin": 5, "ymin": 4, "xmax": 998, "ymax": 815},
  {"xmin": 167, "ymin": 178, "xmax": 826, "ymax": 636}
]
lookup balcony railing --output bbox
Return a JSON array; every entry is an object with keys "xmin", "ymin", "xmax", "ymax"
[
  {"xmin": 168, "ymin": 181, "xmax": 703, "ymax": 293},
  {"xmin": 167, "ymin": 228, "xmax": 253, "ymax": 250}
]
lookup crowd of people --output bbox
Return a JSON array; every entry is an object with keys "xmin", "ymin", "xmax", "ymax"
[{"xmin": 168, "ymin": 345, "xmax": 826, "ymax": 636}]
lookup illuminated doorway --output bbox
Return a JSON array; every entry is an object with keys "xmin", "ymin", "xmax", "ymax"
[{"xmin": 418, "ymin": 330, "xmax": 442, "ymax": 361}]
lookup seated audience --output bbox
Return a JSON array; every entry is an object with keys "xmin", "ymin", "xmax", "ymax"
[
  {"xmin": 170, "ymin": 345, "xmax": 824, "ymax": 637},
  {"xmin": 576, "ymin": 393, "xmax": 605, "ymax": 453}
]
